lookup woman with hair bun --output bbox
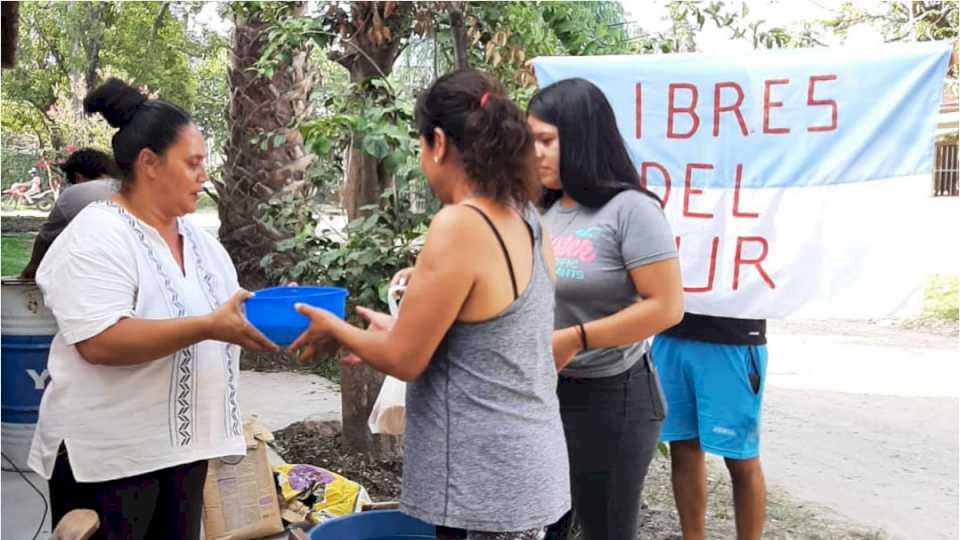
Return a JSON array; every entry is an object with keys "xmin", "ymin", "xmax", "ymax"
[
  {"xmin": 30, "ymin": 78, "xmax": 277, "ymax": 539},
  {"xmin": 292, "ymin": 69, "xmax": 570, "ymax": 539}
]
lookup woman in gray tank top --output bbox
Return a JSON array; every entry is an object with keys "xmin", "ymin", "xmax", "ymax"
[{"xmin": 291, "ymin": 70, "xmax": 570, "ymax": 539}]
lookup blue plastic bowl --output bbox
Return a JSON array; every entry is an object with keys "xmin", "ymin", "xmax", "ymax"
[{"xmin": 244, "ymin": 286, "xmax": 348, "ymax": 346}]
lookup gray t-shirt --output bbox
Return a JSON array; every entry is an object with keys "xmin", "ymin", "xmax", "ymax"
[
  {"xmin": 543, "ymin": 190, "xmax": 677, "ymax": 378},
  {"xmin": 37, "ymin": 179, "xmax": 119, "ymax": 245}
]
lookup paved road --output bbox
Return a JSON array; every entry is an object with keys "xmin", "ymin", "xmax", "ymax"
[{"xmin": 762, "ymin": 323, "xmax": 959, "ymax": 540}]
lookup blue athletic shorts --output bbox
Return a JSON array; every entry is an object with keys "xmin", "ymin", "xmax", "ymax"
[{"xmin": 651, "ymin": 334, "xmax": 767, "ymax": 460}]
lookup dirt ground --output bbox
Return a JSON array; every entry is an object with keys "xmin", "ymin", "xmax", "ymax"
[
  {"xmin": 272, "ymin": 420, "xmax": 403, "ymax": 501},
  {"xmin": 272, "ymin": 421, "xmax": 890, "ymax": 539}
]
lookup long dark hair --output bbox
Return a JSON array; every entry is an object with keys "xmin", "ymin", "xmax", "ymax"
[
  {"xmin": 528, "ymin": 78, "xmax": 661, "ymax": 209},
  {"xmin": 416, "ymin": 69, "xmax": 539, "ymax": 207},
  {"xmin": 84, "ymin": 78, "xmax": 193, "ymax": 185}
]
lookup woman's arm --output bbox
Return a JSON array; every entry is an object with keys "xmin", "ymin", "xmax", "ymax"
[
  {"xmin": 75, "ymin": 291, "xmax": 278, "ymax": 365},
  {"xmin": 292, "ymin": 206, "xmax": 479, "ymax": 381},
  {"xmin": 553, "ymin": 257, "xmax": 683, "ymax": 370}
]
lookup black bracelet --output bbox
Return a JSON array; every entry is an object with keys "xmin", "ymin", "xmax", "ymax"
[{"xmin": 577, "ymin": 323, "xmax": 588, "ymax": 351}]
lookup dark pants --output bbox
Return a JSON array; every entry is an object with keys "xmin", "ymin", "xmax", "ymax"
[
  {"xmin": 548, "ymin": 355, "xmax": 666, "ymax": 540},
  {"xmin": 49, "ymin": 447, "xmax": 208, "ymax": 540}
]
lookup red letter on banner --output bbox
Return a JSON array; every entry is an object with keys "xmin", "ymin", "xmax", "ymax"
[
  {"xmin": 640, "ymin": 161, "xmax": 671, "ymax": 208},
  {"xmin": 683, "ymin": 163, "xmax": 714, "ymax": 219},
  {"xmin": 676, "ymin": 236, "xmax": 719, "ymax": 293},
  {"xmin": 635, "ymin": 82, "xmax": 643, "ymax": 139},
  {"xmin": 733, "ymin": 236, "xmax": 775, "ymax": 290},
  {"xmin": 763, "ymin": 79, "xmax": 790, "ymax": 134},
  {"xmin": 807, "ymin": 75, "xmax": 838, "ymax": 132},
  {"xmin": 731, "ymin": 164, "xmax": 759, "ymax": 218},
  {"xmin": 713, "ymin": 82, "xmax": 748, "ymax": 136},
  {"xmin": 667, "ymin": 83, "xmax": 700, "ymax": 139}
]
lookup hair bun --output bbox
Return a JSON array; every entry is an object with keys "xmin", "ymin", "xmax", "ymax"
[{"xmin": 83, "ymin": 78, "xmax": 148, "ymax": 129}]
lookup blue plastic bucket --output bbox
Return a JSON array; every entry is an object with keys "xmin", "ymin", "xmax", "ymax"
[
  {"xmin": 308, "ymin": 510, "xmax": 435, "ymax": 539},
  {"xmin": 244, "ymin": 286, "xmax": 348, "ymax": 346},
  {"xmin": 1, "ymin": 277, "xmax": 57, "ymax": 471}
]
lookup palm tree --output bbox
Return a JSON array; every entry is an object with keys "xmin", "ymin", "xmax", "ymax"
[{"xmin": 219, "ymin": 2, "xmax": 316, "ymax": 292}]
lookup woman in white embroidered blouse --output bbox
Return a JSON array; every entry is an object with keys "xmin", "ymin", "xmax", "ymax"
[{"xmin": 30, "ymin": 79, "xmax": 277, "ymax": 539}]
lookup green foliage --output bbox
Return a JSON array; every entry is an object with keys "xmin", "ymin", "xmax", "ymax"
[
  {"xmin": 1, "ymin": 1, "xmax": 227, "ymax": 151},
  {"xmin": 249, "ymin": 1, "xmax": 640, "ymax": 294},
  {"xmin": 924, "ymin": 275, "xmax": 960, "ymax": 322},
  {"xmin": 189, "ymin": 37, "xmax": 230, "ymax": 150},
  {"xmin": 101, "ymin": 2, "xmax": 196, "ymax": 108},
  {"xmin": 301, "ymin": 77, "xmax": 422, "ymax": 182},
  {"xmin": 683, "ymin": 0, "xmax": 957, "ymax": 53},
  {"xmin": 466, "ymin": 2, "xmax": 635, "ymax": 101},
  {"xmin": 823, "ymin": 1, "xmax": 958, "ymax": 43},
  {"xmin": 0, "ymin": 134, "xmax": 43, "ymax": 190},
  {"xmin": 540, "ymin": 2, "xmax": 633, "ymax": 55},
  {"xmin": 657, "ymin": 441, "xmax": 670, "ymax": 459},
  {"xmin": 0, "ymin": 2, "xmax": 71, "ymax": 145},
  {"xmin": 260, "ymin": 188, "xmax": 430, "ymax": 313}
]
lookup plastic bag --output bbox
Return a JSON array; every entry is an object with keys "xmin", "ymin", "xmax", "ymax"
[
  {"xmin": 273, "ymin": 464, "xmax": 371, "ymax": 526},
  {"xmin": 368, "ymin": 375, "xmax": 406, "ymax": 434},
  {"xmin": 368, "ymin": 283, "xmax": 407, "ymax": 435}
]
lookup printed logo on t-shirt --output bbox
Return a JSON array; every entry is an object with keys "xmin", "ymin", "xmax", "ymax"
[{"xmin": 552, "ymin": 228, "xmax": 598, "ymax": 280}]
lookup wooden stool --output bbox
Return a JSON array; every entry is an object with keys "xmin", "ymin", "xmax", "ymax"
[{"xmin": 50, "ymin": 509, "xmax": 99, "ymax": 540}]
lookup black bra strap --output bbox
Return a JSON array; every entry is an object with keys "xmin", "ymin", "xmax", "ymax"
[{"xmin": 463, "ymin": 204, "xmax": 519, "ymax": 300}]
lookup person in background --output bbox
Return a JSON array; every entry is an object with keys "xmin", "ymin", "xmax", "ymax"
[
  {"xmin": 292, "ymin": 69, "xmax": 570, "ymax": 540},
  {"xmin": 652, "ymin": 315, "xmax": 768, "ymax": 540},
  {"xmin": 20, "ymin": 148, "xmax": 121, "ymax": 279},
  {"xmin": 31, "ymin": 78, "xmax": 276, "ymax": 539},
  {"xmin": 527, "ymin": 78, "xmax": 684, "ymax": 540}
]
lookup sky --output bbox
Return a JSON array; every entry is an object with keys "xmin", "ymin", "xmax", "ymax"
[
  {"xmin": 194, "ymin": 0, "xmax": 889, "ymax": 49},
  {"xmin": 622, "ymin": 0, "xmax": 887, "ymax": 54}
]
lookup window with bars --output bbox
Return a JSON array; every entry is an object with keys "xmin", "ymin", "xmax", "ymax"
[{"xmin": 933, "ymin": 142, "xmax": 958, "ymax": 197}]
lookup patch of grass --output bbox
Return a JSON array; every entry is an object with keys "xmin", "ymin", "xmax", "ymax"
[
  {"xmin": 1, "ymin": 233, "xmax": 33, "ymax": 276},
  {"xmin": 924, "ymin": 275, "xmax": 959, "ymax": 321}
]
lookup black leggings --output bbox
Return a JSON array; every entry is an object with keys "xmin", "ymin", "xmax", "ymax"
[
  {"xmin": 548, "ymin": 355, "xmax": 666, "ymax": 540},
  {"xmin": 49, "ymin": 447, "xmax": 208, "ymax": 540}
]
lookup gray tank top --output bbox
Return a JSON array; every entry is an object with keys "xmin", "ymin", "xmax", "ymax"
[{"xmin": 400, "ymin": 206, "xmax": 571, "ymax": 532}]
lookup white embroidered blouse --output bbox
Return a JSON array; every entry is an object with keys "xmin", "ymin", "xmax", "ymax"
[{"xmin": 30, "ymin": 201, "xmax": 245, "ymax": 482}]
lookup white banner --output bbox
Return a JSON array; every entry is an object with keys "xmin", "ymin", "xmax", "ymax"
[{"xmin": 534, "ymin": 42, "xmax": 953, "ymax": 319}]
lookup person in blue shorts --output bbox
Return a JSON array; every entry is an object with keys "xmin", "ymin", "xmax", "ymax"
[{"xmin": 652, "ymin": 314, "xmax": 768, "ymax": 540}]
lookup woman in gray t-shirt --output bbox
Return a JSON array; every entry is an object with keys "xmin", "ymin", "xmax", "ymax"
[
  {"xmin": 528, "ymin": 78, "xmax": 684, "ymax": 540},
  {"xmin": 293, "ymin": 70, "xmax": 570, "ymax": 539}
]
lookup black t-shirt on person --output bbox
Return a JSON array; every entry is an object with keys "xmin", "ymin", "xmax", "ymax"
[{"xmin": 660, "ymin": 313, "xmax": 767, "ymax": 346}]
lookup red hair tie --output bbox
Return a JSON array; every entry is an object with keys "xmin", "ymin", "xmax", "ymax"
[{"xmin": 480, "ymin": 92, "xmax": 491, "ymax": 108}]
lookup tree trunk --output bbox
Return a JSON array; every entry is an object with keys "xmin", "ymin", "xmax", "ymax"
[
  {"xmin": 1, "ymin": 1, "xmax": 19, "ymax": 69},
  {"xmin": 335, "ymin": 6, "xmax": 407, "ymax": 220},
  {"xmin": 40, "ymin": 110, "xmax": 65, "ymax": 151},
  {"xmin": 448, "ymin": 2, "xmax": 470, "ymax": 69},
  {"xmin": 342, "ymin": 138, "xmax": 385, "ymax": 221},
  {"xmin": 79, "ymin": 1, "xmax": 112, "ymax": 92},
  {"xmin": 222, "ymin": 3, "xmax": 316, "ymax": 372},
  {"xmin": 221, "ymin": 2, "xmax": 316, "ymax": 292},
  {"xmin": 334, "ymin": 1, "xmax": 413, "ymax": 458},
  {"xmin": 340, "ymin": 364, "xmax": 403, "ymax": 457}
]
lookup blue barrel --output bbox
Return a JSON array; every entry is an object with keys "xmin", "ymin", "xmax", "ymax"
[
  {"xmin": 1, "ymin": 277, "xmax": 57, "ymax": 471},
  {"xmin": 309, "ymin": 510, "xmax": 435, "ymax": 539}
]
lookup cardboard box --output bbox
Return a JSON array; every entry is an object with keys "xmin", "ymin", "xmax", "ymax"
[{"xmin": 203, "ymin": 417, "xmax": 284, "ymax": 540}]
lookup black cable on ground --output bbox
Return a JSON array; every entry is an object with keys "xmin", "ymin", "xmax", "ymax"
[{"xmin": 1, "ymin": 451, "xmax": 48, "ymax": 540}]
